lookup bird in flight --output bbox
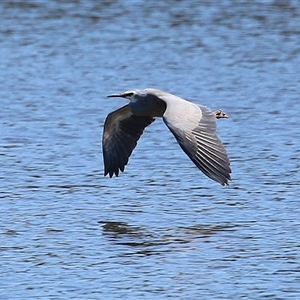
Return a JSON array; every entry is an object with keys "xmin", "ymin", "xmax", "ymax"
[{"xmin": 102, "ymin": 88, "xmax": 231, "ymax": 185}]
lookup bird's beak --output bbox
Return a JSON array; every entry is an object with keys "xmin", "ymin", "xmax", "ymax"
[{"xmin": 107, "ymin": 93, "xmax": 126, "ymax": 98}]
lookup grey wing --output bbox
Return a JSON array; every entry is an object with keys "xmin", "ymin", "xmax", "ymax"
[
  {"xmin": 103, "ymin": 104, "xmax": 155, "ymax": 177},
  {"xmin": 163, "ymin": 105, "xmax": 231, "ymax": 185}
]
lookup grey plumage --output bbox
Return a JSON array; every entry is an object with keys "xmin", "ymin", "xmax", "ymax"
[{"xmin": 102, "ymin": 88, "xmax": 231, "ymax": 185}]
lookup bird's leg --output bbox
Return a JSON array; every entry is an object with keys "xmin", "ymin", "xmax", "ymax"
[{"xmin": 213, "ymin": 109, "xmax": 229, "ymax": 119}]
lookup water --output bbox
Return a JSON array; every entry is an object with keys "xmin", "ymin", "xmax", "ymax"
[{"xmin": 1, "ymin": 0, "xmax": 300, "ymax": 299}]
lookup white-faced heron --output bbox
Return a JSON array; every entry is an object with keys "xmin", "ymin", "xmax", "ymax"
[{"xmin": 102, "ymin": 88, "xmax": 231, "ymax": 185}]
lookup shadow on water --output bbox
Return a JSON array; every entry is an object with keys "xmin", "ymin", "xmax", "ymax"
[{"xmin": 100, "ymin": 221, "xmax": 237, "ymax": 256}]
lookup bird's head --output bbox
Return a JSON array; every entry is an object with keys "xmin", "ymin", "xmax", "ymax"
[{"xmin": 107, "ymin": 90, "xmax": 139, "ymax": 102}]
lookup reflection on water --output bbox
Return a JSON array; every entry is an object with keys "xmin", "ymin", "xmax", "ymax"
[
  {"xmin": 101, "ymin": 221, "xmax": 148, "ymax": 237},
  {"xmin": 101, "ymin": 221, "xmax": 238, "ymax": 257},
  {"xmin": 1, "ymin": 0, "xmax": 300, "ymax": 299}
]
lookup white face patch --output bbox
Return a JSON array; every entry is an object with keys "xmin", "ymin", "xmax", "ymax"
[{"xmin": 122, "ymin": 90, "xmax": 138, "ymax": 102}]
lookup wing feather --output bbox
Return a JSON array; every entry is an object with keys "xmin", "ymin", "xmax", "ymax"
[
  {"xmin": 102, "ymin": 105, "xmax": 155, "ymax": 177},
  {"xmin": 163, "ymin": 103, "xmax": 231, "ymax": 185}
]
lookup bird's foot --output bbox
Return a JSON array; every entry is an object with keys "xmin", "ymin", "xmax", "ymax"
[{"xmin": 213, "ymin": 109, "xmax": 229, "ymax": 119}]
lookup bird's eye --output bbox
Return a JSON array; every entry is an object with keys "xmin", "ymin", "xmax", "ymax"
[{"xmin": 125, "ymin": 92, "xmax": 134, "ymax": 97}]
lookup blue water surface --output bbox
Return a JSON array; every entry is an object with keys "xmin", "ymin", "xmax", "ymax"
[{"xmin": 1, "ymin": 1, "xmax": 300, "ymax": 299}]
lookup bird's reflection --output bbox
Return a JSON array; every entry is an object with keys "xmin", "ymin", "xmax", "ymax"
[
  {"xmin": 100, "ymin": 221, "xmax": 237, "ymax": 256},
  {"xmin": 100, "ymin": 221, "xmax": 148, "ymax": 237}
]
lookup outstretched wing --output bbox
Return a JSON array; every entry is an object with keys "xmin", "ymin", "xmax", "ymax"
[
  {"xmin": 163, "ymin": 103, "xmax": 231, "ymax": 185},
  {"xmin": 103, "ymin": 105, "xmax": 155, "ymax": 177}
]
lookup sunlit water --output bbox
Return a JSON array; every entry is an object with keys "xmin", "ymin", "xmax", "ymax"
[{"xmin": 1, "ymin": 1, "xmax": 300, "ymax": 299}]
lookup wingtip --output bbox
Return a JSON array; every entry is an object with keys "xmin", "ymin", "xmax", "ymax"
[
  {"xmin": 104, "ymin": 168, "xmax": 121, "ymax": 178},
  {"xmin": 221, "ymin": 176, "xmax": 231, "ymax": 186}
]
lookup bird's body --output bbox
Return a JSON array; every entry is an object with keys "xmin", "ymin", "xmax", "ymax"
[{"xmin": 103, "ymin": 88, "xmax": 231, "ymax": 185}]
